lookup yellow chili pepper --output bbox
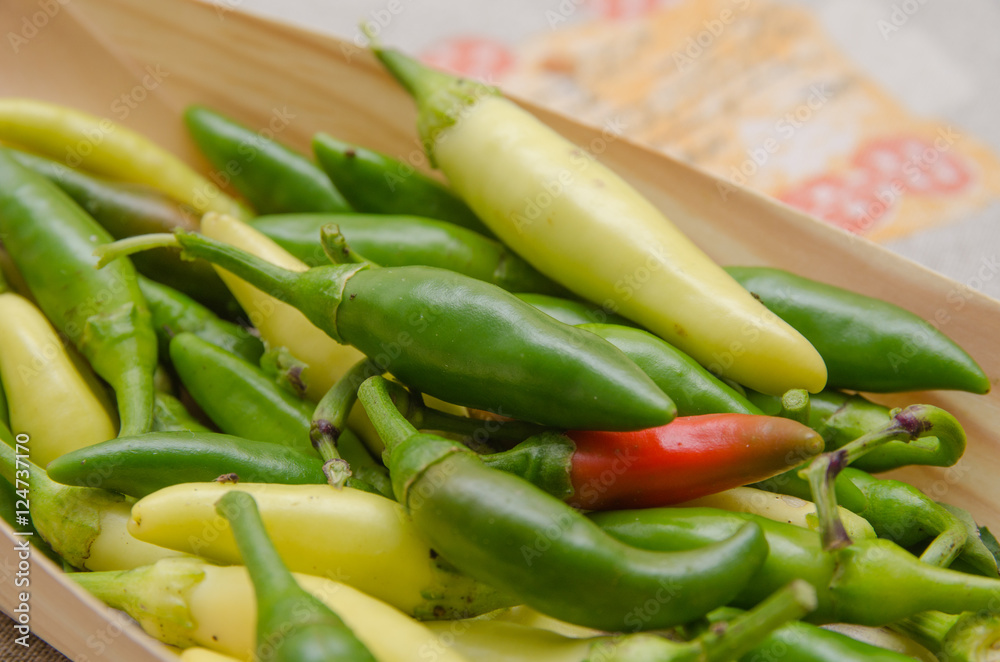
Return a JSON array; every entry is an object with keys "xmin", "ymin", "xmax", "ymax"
[
  {"xmin": 0, "ymin": 291, "xmax": 116, "ymax": 467},
  {"xmin": 71, "ymin": 557, "xmax": 471, "ymax": 662},
  {"xmin": 372, "ymin": 47, "xmax": 827, "ymax": 395},
  {"xmin": 127, "ymin": 482, "xmax": 509, "ymax": 619},
  {"xmin": 0, "ymin": 99, "xmax": 247, "ymax": 219}
]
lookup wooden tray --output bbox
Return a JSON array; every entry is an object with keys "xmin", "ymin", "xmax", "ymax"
[{"xmin": 1, "ymin": 0, "xmax": 998, "ymax": 659}]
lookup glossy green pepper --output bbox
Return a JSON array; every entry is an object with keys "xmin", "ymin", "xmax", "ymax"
[
  {"xmin": 726, "ymin": 266, "xmax": 989, "ymax": 394},
  {"xmin": 215, "ymin": 491, "xmax": 377, "ymax": 662},
  {"xmin": 99, "ymin": 228, "xmax": 676, "ymax": 431},
  {"xmin": 313, "ymin": 133, "xmax": 493, "ymax": 237},
  {"xmin": 0, "ymin": 148, "xmax": 157, "ymax": 436},
  {"xmin": 184, "ymin": 106, "xmax": 351, "ymax": 214},
  {"xmin": 248, "ymin": 213, "xmax": 567, "ymax": 295},
  {"xmin": 6, "ymin": 148, "xmax": 236, "ymax": 313},
  {"xmin": 357, "ymin": 375, "xmax": 768, "ymax": 631},
  {"xmin": 892, "ymin": 609, "xmax": 1000, "ymax": 662},
  {"xmin": 46, "ymin": 431, "xmax": 326, "ymax": 498},
  {"xmin": 579, "ymin": 323, "xmax": 761, "ymax": 416},
  {"xmin": 139, "ymin": 276, "xmax": 263, "ymax": 365},
  {"xmin": 515, "ymin": 292, "xmax": 638, "ymax": 327},
  {"xmin": 151, "ymin": 392, "xmax": 212, "ymax": 433},
  {"xmin": 592, "ymin": 506, "xmax": 1000, "ymax": 626}
]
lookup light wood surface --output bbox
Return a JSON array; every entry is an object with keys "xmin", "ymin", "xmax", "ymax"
[{"xmin": 1, "ymin": 0, "xmax": 999, "ymax": 659}]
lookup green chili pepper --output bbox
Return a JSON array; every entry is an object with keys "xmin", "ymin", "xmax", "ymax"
[
  {"xmin": 249, "ymin": 213, "xmax": 567, "ymax": 295},
  {"xmin": 0, "ymin": 420, "xmax": 60, "ymax": 563},
  {"xmin": 726, "ymin": 266, "xmax": 989, "ymax": 393},
  {"xmin": 151, "ymin": 392, "xmax": 212, "ymax": 433},
  {"xmin": 184, "ymin": 106, "xmax": 351, "ymax": 214},
  {"xmin": 215, "ymin": 491, "xmax": 377, "ymax": 662},
  {"xmin": 99, "ymin": 229, "xmax": 676, "ymax": 431},
  {"xmin": 516, "ymin": 292, "xmax": 638, "ymax": 327},
  {"xmin": 139, "ymin": 276, "xmax": 263, "ymax": 365},
  {"xmin": 6, "ymin": 148, "xmax": 236, "ymax": 313},
  {"xmin": 755, "ymin": 466, "xmax": 997, "ymax": 575},
  {"xmin": 313, "ymin": 133, "xmax": 494, "ymax": 237},
  {"xmin": 579, "ymin": 323, "xmax": 762, "ymax": 416},
  {"xmin": 701, "ymin": 608, "xmax": 921, "ymax": 662},
  {"xmin": 0, "ymin": 148, "xmax": 157, "ymax": 436},
  {"xmin": 169, "ymin": 332, "xmax": 318, "ymax": 456},
  {"xmin": 937, "ymin": 503, "xmax": 1000, "ymax": 577},
  {"xmin": 892, "ymin": 609, "xmax": 1000, "ymax": 662},
  {"xmin": 747, "ymin": 389, "xmax": 964, "ymax": 472},
  {"xmin": 592, "ymin": 506, "xmax": 1000, "ymax": 626},
  {"xmin": 357, "ymin": 375, "xmax": 768, "ymax": 631}
]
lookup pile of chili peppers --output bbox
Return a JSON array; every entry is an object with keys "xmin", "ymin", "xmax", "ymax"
[{"xmin": 0, "ymin": 42, "xmax": 997, "ymax": 662}]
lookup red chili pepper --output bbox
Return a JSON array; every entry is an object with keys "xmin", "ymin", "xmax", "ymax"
[{"xmin": 482, "ymin": 415, "xmax": 824, "ymax": 511}]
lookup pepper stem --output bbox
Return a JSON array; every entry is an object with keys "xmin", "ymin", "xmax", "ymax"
[
  {"xmin": 320, "ymin": 224, "xmax": 376, "ymax": 266},
  {"xmin": 696, "ymin": 580, "xmax": 817, "ymax": 662},
  {"xmin": 356, "ymin": 376, "xmax": 419, "ymax": 454},
  {"xmin": 779, "ymin": 389, "xmax": 810, "ymax": 426},
  {"xmin": 311, "ymin": 358, "xmax": 382, "ymax": 461},
  {"xmin": 802, "ymin": 404, "xmax": 964, "ymax": 550}
]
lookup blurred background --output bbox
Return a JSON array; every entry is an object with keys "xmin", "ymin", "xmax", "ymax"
[{"xmin": 224, "ymin": 0, "xmax": 1000, "ymax": 296}]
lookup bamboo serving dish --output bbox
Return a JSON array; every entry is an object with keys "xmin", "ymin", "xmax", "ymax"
[{"xmin": 1, "ymin": 0, "xmax": 998, "ymax": 659}]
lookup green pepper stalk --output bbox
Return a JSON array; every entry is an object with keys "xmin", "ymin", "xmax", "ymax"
[
  {"xmin": 214, "ymin": 491, "xmax": 377, "ymax": 662},
  {"xmin": 726, "ymin": 266, "xmax": 990, "ymax": 394},
  {"xmin": 592, "ymin": 506, "xmax": 1000, "ymax": 626},
  {"xmin": 6, "ymin": 148, "xmax": 237, "ymax": 313},
  {"xmin": 892, "ymin": 609, "xmax": 1000, "ymax": 662},
  {"xmin": 250, "ymin": 213, "xmax": 569, "ymax": 296},
  {"xmin": 46, "ymin": 432, "xmax": 330, "ymax": 498},
  {"xmin": 425, "ymin": 581, "xmax": 816, "ymax": 662},
  {"xmin": 313, "ymin": 133, "xmax": 495, "ymax": 237},
  {"xmin": 0, "ymin": 148, "xmax": 158, "ymax": 437},
  {"xmin": 357, "ymin": 375, "xmax": 769, "ymax": 631},
  {"xmin": 747, "ymin": 389, "xmax": 965, "ymax": 472},
  {"xmin": 139, "ymin": 276, "xmax": 264, "ymax": 365},
  {"xmin": 97, "ymin": 228, "xmax": 677, "ymax": 431},
  {"xmin": 756, "ymin": 466, "xmax": 998, "ymax": 576},
  {"xmin": 800, "ymin": 404, "xmax": 965, "ymax": 550},
  {"xmin": 184, "ymin": 106, "xmax": 352, "ymax": 215}
]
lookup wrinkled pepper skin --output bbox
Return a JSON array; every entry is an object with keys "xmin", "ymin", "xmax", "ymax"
[
  {"xmin": 579, "ymin": 323, "xmax": 762, "ymax": 416},
  {"xmin": 357, "ymin": 376, "xmax": 768, "ymax": 632},
  {"xmin": 481, "ymin": 415, "xmax": 824, "ymax": 510},
  {"xmin": 726, "ymin": 266, "xmax": 989, "ymax": 394},
  {"xmin": 372, "ymin": 47, "xmax": 827, "ymax": 396},
  {"xmin": 249, "ymin": 213, "xmax": 567, "ymax": 295},
  {"xmin": 46, "ymin": 432, "xmax": 327, "ymax": 498},
  {"xmin": 184, "ymin": 106, "xmax": 352, "ymax": 215},
  {"xmin": 313, "ymin": 133, "xmax": 494, "ymax": 237},
  {"xmin": 0, "ymin": 149, "xmax": 157, "ymax": 437},
  {"xmin": 7, "ymin": 148, "xmax": 235, "ymax": 313},
  {"xmin": 139, "ymin": 276, "xmax": 263, "ymax": 365},
  {"xmin": 592, "ymin": 507, "xmax": 1000, "ymax": 626}
]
